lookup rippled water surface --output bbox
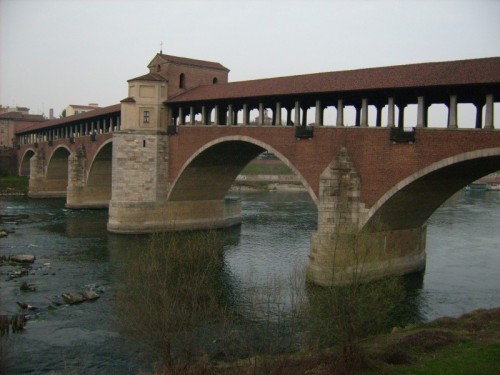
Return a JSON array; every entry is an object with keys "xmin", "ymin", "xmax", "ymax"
[{"xmin": 1, "ymin": 190, "xmax": 499, "ymax": 373}]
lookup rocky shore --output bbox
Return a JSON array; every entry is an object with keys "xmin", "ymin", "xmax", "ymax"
[{"xmin": 0, "ymin": 249, "xmax": 104, "ymax": 337}]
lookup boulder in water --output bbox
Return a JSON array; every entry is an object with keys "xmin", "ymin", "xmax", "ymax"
[
  {"xmin": 62, "ymin": 292, "xmax": 86, "ymax": 305},
  {"xmin": 10, "ymin": 254, "xmax": 36, "ymax": 263},
  {"xmin": 82, "ymin": 289, "xmax": 100, "ymax": 301},
  {"xmin": 20, "ymin": 282, "xmax": 36, "ymax": 292},
  {"xmin": 62, "ymin": 289, "xmax": 100, "ymax": 304}
]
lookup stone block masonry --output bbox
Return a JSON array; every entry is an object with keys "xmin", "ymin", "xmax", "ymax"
[
  {"xmin": 111, "ymin": 131, "xmax": 169, "ymax": 203},
  {"xmin": 108, "ymin": 130, "xmax": 170, "ymax": 232}
]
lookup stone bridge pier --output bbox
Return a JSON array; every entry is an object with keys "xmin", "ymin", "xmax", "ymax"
[
  {"xmin": 307, "ymin": 147, "xmax": 426, "ymax": 286},
  {"xmin": 28, "ymin": 147, "xmax": 68, "ymax": 198},
  {"xmin": 66, "ymin": 144, "xmax": 87, "ymax": 207},
  {"xmin": 107, "ymin": 130, "xmax": 243, "ymax": 233},
  {"xmin": 107, "ymin": 130, "xmax": 171, "ymax": 232},
  {"xmin": 28, "ymin": 147, "xmax": 50, "ymax": 197}
]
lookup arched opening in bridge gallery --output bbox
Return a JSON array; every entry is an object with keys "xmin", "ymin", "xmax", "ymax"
[{"xmin": 19, "ymin": 149, "xmax": 35, "ymax": 177}]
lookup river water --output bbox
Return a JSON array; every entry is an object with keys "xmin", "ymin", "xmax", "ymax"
[{"xmin": 1, "ymin": 190, "xmax": 499, "ymax": 373}]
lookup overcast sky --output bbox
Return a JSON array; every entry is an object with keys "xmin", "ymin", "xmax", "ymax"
[{"xmin": 1, "ymin": 0, "xmax": 499, "ymax": 117}]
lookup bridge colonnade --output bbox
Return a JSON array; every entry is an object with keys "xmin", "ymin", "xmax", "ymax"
[
  {"xmin": 17, "ymin": 110, "xmax": 120, "ymax": 147},
  {"xmin": 170, "ymin": 93, "xmax": 495, "ymax": 130}
]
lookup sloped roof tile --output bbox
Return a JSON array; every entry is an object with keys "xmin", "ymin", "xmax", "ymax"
[
  {"xmin": 128, "ymin": 72, "xmax": 167, "ymax": 82},
  {"xmin": 169, "ymin": 57, "xmax": 500, "ymax": 103},
  {"xmin": 151, "ymin": 53, "xmax": 229, "ymax": 72}
]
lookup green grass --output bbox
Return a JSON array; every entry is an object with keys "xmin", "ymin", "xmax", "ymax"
[
  {"xmin": 240, "ymin": 161, "xmax": 294, "ymax": 175},
  {"xmin": 390, "ymin": 342, "xmax": 500, "ymax": 375},
  {"xmin": 0, "ymin": 176, "xmax": 29, "ymax": 193},
  {"xmin": 360, "ymin": 308, "xmax": 500, "ymax": 375}
]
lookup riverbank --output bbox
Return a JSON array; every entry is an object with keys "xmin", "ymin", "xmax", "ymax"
[
  {"xmin": 195, "ymin": 307, "xmax": 500, "ymax": 374},
  {"xmin": 0, "ymin": 176, "xmax": 28, "ymax": 195},
  {"xmin": 231, "ymin": 174, "xmax": 305, "ymax": 192},
  {"xmin": 231, "ymin": 158, "xmax": 306, "ymax": 192}
]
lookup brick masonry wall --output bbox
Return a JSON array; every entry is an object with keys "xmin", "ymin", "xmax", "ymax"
[
  {"xmin": 17, "ymin": 133, "xmax": 113, "ymax": 178},
  {"xmin": 169, "ymin": 126, "xmax": 500, "ymax": 209},
  {"xmin": 15, "ymin": 126, "xmax": 500, "ymax": 212},
  {"xmin": 164, "ymin": 64, "xmax": 228, "ymax": 99}
]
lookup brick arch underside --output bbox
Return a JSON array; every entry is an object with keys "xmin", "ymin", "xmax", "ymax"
[
  {"xmin": 365, "ymin": 149, "xmax": 500, "ymax": 232},
  {"xmin": 87, "ymin": 142, "xmax": 112, "ymax": 188},
  {"xmin": 168, "ymin": 140, "xmax": 266, "ymax": 202},
  {"xmin": 47, "ymin": 147, "xmax": 71, "ymax": 180},
  {"xmin": 19, "ymin": 149, "xmax": 35, "ymax": 177}
]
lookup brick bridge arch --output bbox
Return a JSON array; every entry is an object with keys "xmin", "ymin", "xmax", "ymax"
[
  {"xmin": 168, "ymin": 135, "xmax": 318, "ymax": 205},
  {"xmin": 365, "ymin": 147, "xmax": 500, "ymax": 231},
  {"xmin": 66, "ymin": 138, "xmax": 113, "ymax": 208},
  {"xmin": 87, "ymin": 140, "xmax": 113, "ymax": 188},
  {"xmin": 21, "ymin": 134, "xmax": 113, "ymax": 203},
  {"xmin": 19, "ymin": 148, "xmax": 36, "ymax": 177},
  {"xmin": 47, "ymin": 145, "xmax": 71, "ymax": 180},
  {"xmin": 27, "ymin": 145, "xmax": 72, "ymax": 197}
]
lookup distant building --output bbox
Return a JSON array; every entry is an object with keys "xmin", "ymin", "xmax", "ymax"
[
  {"xmin": 0, "ymin": 108, "xmax": 46, "ymax": 148},
  {"xmin": 65, "ymin": 103, "xmax": 100, "ymax": 117},
  {"xmin": 250, "ymin": 109, "xmax": 274, "ymax": 125},
  {"xmin": 0, "ymin": 105, "xmax": 30, "ymax": 115}
]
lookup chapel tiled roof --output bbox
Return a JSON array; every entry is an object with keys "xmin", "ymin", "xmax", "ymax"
[
  {"xmin": 168, "ymin": 57, "xmax": 500, "ymax": 103},
  {"xmin": 128, "ymin": 72, "xmax": 167, "ymax": 82},
  {"xmin": 155, "ymin": 53, "xmax": 229, "ymax": 72}
]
